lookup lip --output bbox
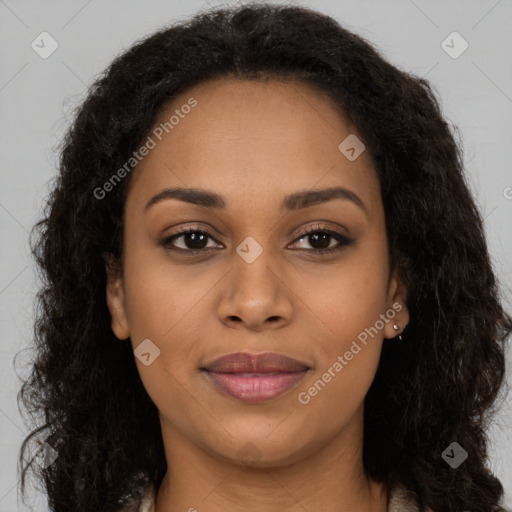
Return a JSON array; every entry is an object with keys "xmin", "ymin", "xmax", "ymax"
[{"xmin": 201, "ymin": 352, "xmax": 311, "ymax": 403}]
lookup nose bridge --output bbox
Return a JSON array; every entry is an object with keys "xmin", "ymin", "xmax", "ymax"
[
  {"xmin": 233, "ymin": 233, "xmax": 279, "ymax": 299},
  {"xmin": 218, "ymin": 233, "xmax": 293, "ymax": 329}
]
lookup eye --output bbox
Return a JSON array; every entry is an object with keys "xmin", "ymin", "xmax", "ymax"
[
  {"xmin": 160, "ymin": 224, "xmax": 354, "ymax": 256},
  {"xmin": 161, "ymin": 226, "xmax": 222, "ymax": 253},
  {"xmin": 289, "ymin": 224, "xmax": 354, "ymax": 255}
]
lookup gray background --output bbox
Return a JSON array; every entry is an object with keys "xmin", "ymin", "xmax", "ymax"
[{"xmin": 1, "ymin": 0, "xmax": 511, "ymax": 510}]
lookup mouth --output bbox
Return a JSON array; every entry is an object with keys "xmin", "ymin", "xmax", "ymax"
[{"xmin": 200, "ymin": 352, "xmax": 311, "ymax": 404}]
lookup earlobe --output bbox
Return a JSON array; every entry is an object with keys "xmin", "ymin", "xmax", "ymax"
[
  {"xmin": 104, "ymin": 256, "xmax": 130, "ymax": 340},
  {"xmin": 384, "ymin": 269, "xmax": 410, "ymax": 340}
]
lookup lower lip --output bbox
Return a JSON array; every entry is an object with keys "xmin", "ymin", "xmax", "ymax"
[{"xmin": 203, "ymin": 371, "xmax": 308, "ymax": 403}]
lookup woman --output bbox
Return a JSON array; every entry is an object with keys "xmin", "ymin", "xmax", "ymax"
[{"xmin": 19, "ymin": 3, "xmax": 511, "ymax": 511}]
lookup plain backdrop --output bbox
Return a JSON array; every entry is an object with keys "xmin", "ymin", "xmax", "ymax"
[{"xmin": 1, "ymin": 0, "xmax": 511, "ymax": 510}]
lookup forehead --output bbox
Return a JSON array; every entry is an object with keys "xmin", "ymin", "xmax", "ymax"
[{"xmin": 126, "ymin": 77, "xmax": 380, "ymax": 217}]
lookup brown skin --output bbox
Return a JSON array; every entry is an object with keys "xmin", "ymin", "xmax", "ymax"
[{"xmin": 106, "ymin": 77, "xmax": 409, "ymax": 512}]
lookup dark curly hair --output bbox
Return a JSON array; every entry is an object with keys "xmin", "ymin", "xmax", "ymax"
[{"xmin": 18, "ymin": 2, "xmax": 512, "ymax": 511}]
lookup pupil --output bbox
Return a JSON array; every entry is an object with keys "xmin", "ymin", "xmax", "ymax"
[
  {"xmin": 186, "ymin": 232, "xmax": 207, "ymax": 249},
  {"xmin": 310, "ymin": 233, "xmax": 330, "ymax": 249}
]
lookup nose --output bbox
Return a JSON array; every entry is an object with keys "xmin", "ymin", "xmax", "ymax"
[{"xmin": 216, "ymin": 247, "xmax": 294, "ymax": 332}]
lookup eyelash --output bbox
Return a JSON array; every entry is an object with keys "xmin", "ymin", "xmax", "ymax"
[{"xmin": 160, "ymin": 224, "xmax": 354, "ymax": 256}]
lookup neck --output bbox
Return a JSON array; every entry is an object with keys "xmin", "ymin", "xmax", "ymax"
[{"xmin": 154, "ymin": 408, "xmax": 388, "ymax": 512}]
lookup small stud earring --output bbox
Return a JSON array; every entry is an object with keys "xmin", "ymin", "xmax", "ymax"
[{"xmin": 393, "ymin": 323, "xmax": 403, "ymax": 341}]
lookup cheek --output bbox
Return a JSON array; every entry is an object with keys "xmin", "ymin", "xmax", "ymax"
[
  {"xmin": 121, "ymin": 233, "xmax": 201, "ymax": 342},
  {"xmin": 121, "ymin": 244, "xmax": 215, "ymax": 381},
  {"xmin": 309, "ymin": 232, "xmax": 390, "ymax": 343},
  {"xmin": 121, "ymin": 260, "xmax": 206, "ymax": 416},
  {"xmin": 297, "ymin": 290, "xmax": 387, "ymax": 428},
  {"xmin": 299, "ymin": 231, "xmax": 389, "ymax": 403}
]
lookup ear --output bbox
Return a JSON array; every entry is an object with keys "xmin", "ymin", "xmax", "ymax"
[
  {"xmin": 104, "ymin": 253, "xmax": 130, "ymax": 340},
  {"xmin": 383, "ymin": 267, "xmax": 410, "ymax": 340}
]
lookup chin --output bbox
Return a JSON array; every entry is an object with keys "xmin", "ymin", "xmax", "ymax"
[{"xmin": 209, "ymin": 434, "xmax": 316, "ymax": 469}]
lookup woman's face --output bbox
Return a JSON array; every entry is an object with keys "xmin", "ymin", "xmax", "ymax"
[{"xmin": 106, "ymin": 77, "xmax": 409, "ymax": 467}]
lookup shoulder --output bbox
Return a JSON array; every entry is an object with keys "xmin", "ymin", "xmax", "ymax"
[
  {"xmin": 137, "ymin": 483, "xmax": 424, "ymax": 512},
  {"xmin": 388, "ymin": 485, "xmax": 512, "ymax": 512},
  {"xmin": 135, "ymin": 482, "xmax": 512, "ymax": 512},
  {"xmin": 388, "ymin": 485, "xmax": 433, "ymax": 512},
  {"xmin": 137, "ymin": 484, "xmax": 156, "ymax": 512}
]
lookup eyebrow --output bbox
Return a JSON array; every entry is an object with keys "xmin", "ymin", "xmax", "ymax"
[{"xmin": 144, "ymin": 186, "xmax": 367, "ymax": 215}]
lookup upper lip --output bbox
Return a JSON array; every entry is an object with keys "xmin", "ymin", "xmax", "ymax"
[{"xmin": 202, "ymin": 352, "xmax": 310, "ymax": 373}]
